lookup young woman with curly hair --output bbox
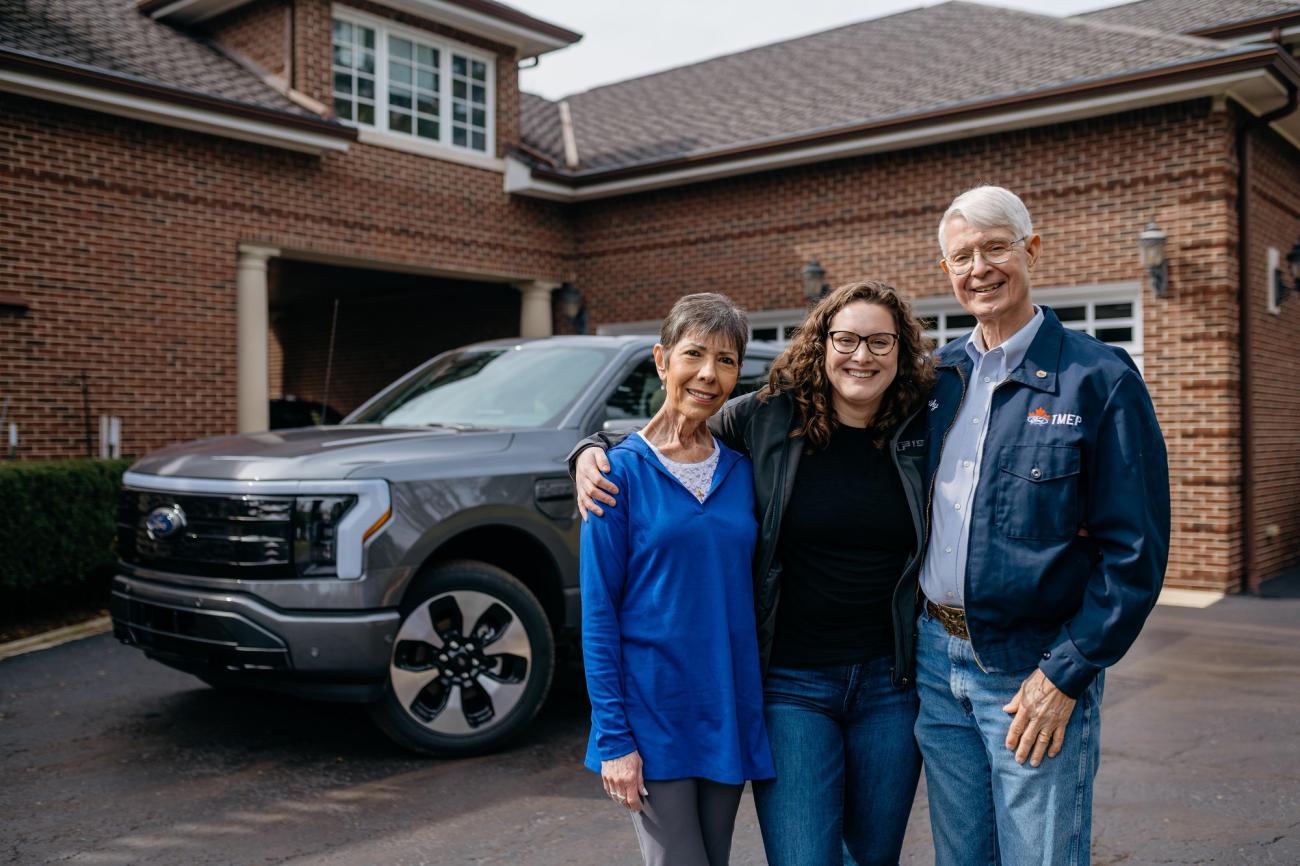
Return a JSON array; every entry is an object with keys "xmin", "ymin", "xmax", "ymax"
[{"xmin": 574, "ymin": 280, "xmax": 935, "ymax": 865}]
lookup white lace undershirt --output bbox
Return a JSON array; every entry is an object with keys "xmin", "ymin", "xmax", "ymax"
[{"xmin": 636, "ymin": 432, "xmax": 720, "ymax": 502}]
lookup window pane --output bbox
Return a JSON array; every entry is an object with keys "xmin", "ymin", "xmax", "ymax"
[
  {"xmin": 472, "ymin": 60, "xmax": 486, "ymax": 80},
  {"xmin": 333, "ymin": 45, "xmax": 352, "ymax": 67},
  {"xmin": 333, "ymin": 20, "xmax": 351, "ymax": 41},
  {"xmin": 453, "ymin": 79, "xmax": 467, "ymax": 99},
  {"xmin": 453, "ymin": 102, "xmax": 467, "ymax": 122},
  {"xmin": 358, "ymin": 77, "xmax": 374, "ymax": 100},
  {"xmin": 471, "ymin": 130, "xmax": 486, "ymax": 151},
  {"xmin": 333, "ymin": 71, "xmax": 353, "ymax": 95},
  {"xmin": 453, "ymin": 55, "xmax": 467, "ymax": 76},
  {"xmin": 783, "ymin": 326, "xmax": 799, "ymax": 340},
  {"xmin": 417, "ymin": 45, "xmax": 436, "ymax": 66},
  {"xmin": 1095, "ymin": 302, "xmax": 1133, "ymax": 320},
  {"xmin": 417, "ymin": 69, "xmax": 436, "ymax": 91},
  {"xmin": 471, "ymin": 107, "xmax": 485, "ymax": 127},
  {"xmin": 334, "ymin": 98, "xmax": 352, "ymax": 120},
  {"xmin": 1055, "ymin": 305, "xmax": 1086, "ymax": 322},
  {"xmin": 753, "ymin": 327, "xmax": 777, "ymax": 341},
  {"xmin": 417, "ymin": 94, "xmax": 438, "ymax": 115},
  {"xmin": 947, "ymin": 313, "xmax": 976, "ymax": 328},
  {"xmin": 389, "ymin": 87, "xmax": 412, "ymax": 109},
  {"xmin": 417, "ymin": 118, "xmax": 439, "ymax": 140},
  {"xmin": 360, "ymin": 51, "xmax": 374, "ymax": 74},
  {"xmin": 390, "ymin": 111, "xmax": 412, "ymax": 134},
  {"xmin": 471, "ymin": 84, "xmax": 485, "ymax": 104},
  {"xmin": 1096, "ymin": 327, "xmax": 1133, "ymax": 343},
  {"xmin": 389, "ymin": 61, "xmax": 412, "ymax": 84},
  {"xmin": 390, "ymin": 37, "xmax": 412, "ymax": 60},
  {"xmin": 453, "ymin": 126, "xmax": 467, "ymax": 146},
  {"xmin": 357, "ymin": 102, "xmax": 374, "ymax": 125}
]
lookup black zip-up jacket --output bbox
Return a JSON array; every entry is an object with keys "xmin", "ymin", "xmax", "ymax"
[{"xmin": 571, "ymin": 389, "xmax": 929, "ymax": 688}]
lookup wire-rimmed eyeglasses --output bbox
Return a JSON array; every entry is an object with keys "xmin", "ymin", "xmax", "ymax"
[
  {"xmin": 828, "ymin": 331, "xmax": 899, "ymax": 356},
  {"xmin": 941, "ymin": 236, "xmax": 1027, "ymax": 275}
]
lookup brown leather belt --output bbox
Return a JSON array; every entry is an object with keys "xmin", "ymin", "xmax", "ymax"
[{"xmin": 926, "ymin": 599, "xmax": 970, "ymax": 640}]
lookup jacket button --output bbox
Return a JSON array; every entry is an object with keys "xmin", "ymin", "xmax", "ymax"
[
  {"xmin": 1042, "ymin": 651, "xmax": 1051, "ymax": 659},
  {"xmin": 1030, "ymin": 467, "xmax": 1042, "ymax": 479}
]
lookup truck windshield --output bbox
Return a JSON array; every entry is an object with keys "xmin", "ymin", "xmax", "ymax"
[{"xmin": 351, "ymin": 346, "xmax": 616, "ymax": 429}]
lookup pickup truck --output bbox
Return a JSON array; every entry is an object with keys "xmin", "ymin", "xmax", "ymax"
[{"xmin": 111, "ymin": 335, "xmax": 778, "ymax": 756}]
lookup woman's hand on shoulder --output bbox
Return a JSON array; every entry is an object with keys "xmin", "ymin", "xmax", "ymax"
[
  {"xmin": 601, "ymin": 750, "xmax": 648, "ymax": 812},
  {"xmin": 577, "ymin": 447, "xmax": 621, "ymax": 520}
]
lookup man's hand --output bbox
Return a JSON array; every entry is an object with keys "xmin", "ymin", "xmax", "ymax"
[
  {"xmin": 601, "ymin": 750, "xmax": 649, "ymax": 812},
  {"xmin": 1003, "ymin": 669, "xmax": 1076, "ymax": 768},
  {"xmin": 576, "ymin": 447, "xmax": 620, "ymax": 521}
]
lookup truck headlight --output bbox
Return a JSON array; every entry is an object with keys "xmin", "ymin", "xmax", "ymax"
[{"xmin": 294, "ymin": 495, "xmax": 356, "ymax": 575}]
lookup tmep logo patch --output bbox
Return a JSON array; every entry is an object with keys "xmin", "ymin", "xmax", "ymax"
[{"xmin": 1027, "ymin": 407, "xmax": 1083, "ymax": 427}]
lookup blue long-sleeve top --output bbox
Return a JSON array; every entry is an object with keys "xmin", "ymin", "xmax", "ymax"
[{"xmin": 580, "ymin": 434, "xmax": 774, "ymax": 784}]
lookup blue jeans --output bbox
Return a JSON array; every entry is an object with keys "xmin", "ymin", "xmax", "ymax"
[
  {"xmin": 914, "ymin": 610, "xmax": 1103, "ymax": 866},
  {"xmin": 752, "ymin": 657, "xmax": 921, "ymax": 866}
]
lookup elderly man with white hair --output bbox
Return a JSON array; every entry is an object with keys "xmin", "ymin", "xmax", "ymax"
[{"xmin": 916, "ymin": 185, "xmax": 1170, "ymax": 865}]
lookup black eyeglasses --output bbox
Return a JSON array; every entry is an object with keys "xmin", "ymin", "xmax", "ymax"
[{"xmin": 828, "ymin": 331, "xmax": 899, "ymax": 356}]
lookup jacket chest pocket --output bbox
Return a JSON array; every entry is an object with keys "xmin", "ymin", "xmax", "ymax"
[{"xmin": 993, "ymin": 445, "xmax": 1081, "ymax": 541}]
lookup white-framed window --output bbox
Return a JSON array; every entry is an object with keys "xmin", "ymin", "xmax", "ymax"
[
  {"xmin": 331, "ymin": 7, "xmax": 494, "ymax": 155},
  {"xmin": 598, "ymin": 307, "xmax": 810, "ymax": 346},
  {"xmin": 910, "ymin": 282, "xmax": 1144, "ymax": 370}
]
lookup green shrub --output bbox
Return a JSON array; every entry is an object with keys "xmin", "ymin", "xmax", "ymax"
[{"xmin": 0, "ymin": 458, "xmax": 133, "ymax": 617}]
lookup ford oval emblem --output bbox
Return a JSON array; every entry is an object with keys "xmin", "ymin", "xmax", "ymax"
[{"xmin": 145, "ymin": 505, "xmax": 186, "ymax": 540}]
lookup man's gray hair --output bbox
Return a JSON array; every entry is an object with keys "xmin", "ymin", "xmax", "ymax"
[
  {"xmin": 660, "ymin": 292, "xmax": 750, "ymax": 363},
  {"xmin": 938, "ymin": 185, "xmax": 1034, "ymax": 252}
]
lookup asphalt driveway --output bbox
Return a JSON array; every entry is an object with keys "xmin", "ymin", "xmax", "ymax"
[{"xmin": 1, "ymin": 596, "xmax": 1297, "ymax": 864}]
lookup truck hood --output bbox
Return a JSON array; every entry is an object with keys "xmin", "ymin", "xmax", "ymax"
[{"xmin": 128, "ymin": 426, "xmax": 514, "ymax": 481}]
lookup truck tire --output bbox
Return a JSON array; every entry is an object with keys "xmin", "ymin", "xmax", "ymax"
[{"xmin": 369, "ymin": 559, "xmax": 555, "ymax": 757}]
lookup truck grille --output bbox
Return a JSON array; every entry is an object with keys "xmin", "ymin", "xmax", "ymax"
[{"xmin": 118, "ymin": 489, "xmax": 297, "ymax": 578}]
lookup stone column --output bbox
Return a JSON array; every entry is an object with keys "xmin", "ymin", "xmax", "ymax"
[
  {"xmin": 236, "ymin": 245, "xmax": 280, "ymax": 432},
  {"xmin": 515, "ymin": 280, "xmax": 562, "ymax": 338}
]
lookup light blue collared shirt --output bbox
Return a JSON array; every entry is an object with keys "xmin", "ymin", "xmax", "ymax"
[{"xmin": 919, "ymin": 306, "xmax": 1045, "ymax": 608}]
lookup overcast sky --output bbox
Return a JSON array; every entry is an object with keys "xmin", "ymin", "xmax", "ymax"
[{"xmin": 517, "ymin": 0, "xmax": 1135, "ymax": 100}]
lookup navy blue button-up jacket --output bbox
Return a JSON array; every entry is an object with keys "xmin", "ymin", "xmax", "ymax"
[{"xmin": 927, "ymin": 305, "xmax": 1171, "ymax": 698}]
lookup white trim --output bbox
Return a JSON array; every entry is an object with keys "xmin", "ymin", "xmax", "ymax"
[
  {"xmin": 357, "ymin": 128, "xmax": 504, "ymax": 170},
  {"xmin": 121, "ymin": 472, "xmax": 391, "ymax": 580},
  {"xmin": 0, "ymin": 69, "xmax": 350, "ymax": 155},
  {"xmin": 1267, "ymin": 246, "xmax": 1282, "ymax": 315},
  {"xmin": 505, "ymin": 69, "xmax": 1285, "ymax": 202},
  {"xmin": 598, "ymin": 306, "xmax": 809, "ymax": 346},
  {"xmin": 151, "ymin": 0, "xmax": 573, "ymax": 56},
  {"xmin": 333, "ymin": 5, "xmax": 496, "ymax": 158}
]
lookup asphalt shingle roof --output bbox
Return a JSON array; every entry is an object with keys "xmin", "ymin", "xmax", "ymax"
[
  {"xmin": 519, "ymin": 91, "xmax": 563, "ymax": 165},
  {"xmin": 1077, "ymin": 0, "xmax": 1300, "ymax": 34},
  {"xmin": 520, "ymin": 1, "xmax": 1257, "ymax": 174},
  {"xmin": 0, "ymin": 0, "xmax": 313, "ymax": 117}
]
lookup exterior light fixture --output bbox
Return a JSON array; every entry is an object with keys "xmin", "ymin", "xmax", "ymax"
[
  {"xmin": 555, "ymin": 282, "xmax": 587, "ymax": 334},
  {"xmin": 802, "ymin": 259, "xmax": 829, "ymax": 303},
  {"xmin": 1273, "ymin": 237, "xmax": 1300, "ymax": 308},
  {"xmin": 1138, "ymin": 222, "xmax": 1168, "ymax": 297}
]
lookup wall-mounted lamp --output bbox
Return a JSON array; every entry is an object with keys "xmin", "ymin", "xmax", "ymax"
[
  {"xmin": 555, "ymin": 282, "xmax": 587, "ymax": 334},
  {"xmin": 1138, "ymin": 222, "xmax": 1168, "ymax": 298},
  {"xmin": 802, "ymin": 259, "xmax": 829, "ymax": 303},
  {"xmin": 1272, "ymin": 237, "xmax": 1300, "ymax": 309}
]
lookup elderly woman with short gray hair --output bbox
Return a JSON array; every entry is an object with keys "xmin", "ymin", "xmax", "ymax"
[{"xmin": 581, "ymin": 292, "xmax": 774, "ymax": 866}]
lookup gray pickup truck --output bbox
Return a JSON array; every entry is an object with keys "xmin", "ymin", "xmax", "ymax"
[{"xmin": 112, "ymin": 335, "xmax": 777, "ymax": 756}]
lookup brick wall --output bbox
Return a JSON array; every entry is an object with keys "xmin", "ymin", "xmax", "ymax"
[
  {"xmin": 0, "ymin": 93, "xmax": 572, "ymax": 461},
  {"xmin": 572, "ymin": 100, "xmax": 1246, "ymax": 590},
  {"xmin": 204, "ymin": 0, "xmax": 291, "ymax": 80},
  {"xmin": 1243, "ymin": 124, "xmax": 1300, "ymax": 587}
]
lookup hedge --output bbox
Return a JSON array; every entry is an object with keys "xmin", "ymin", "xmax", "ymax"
[{"xmin": 0, "ymin": 458, "xmax": 133, "ymax": 617}]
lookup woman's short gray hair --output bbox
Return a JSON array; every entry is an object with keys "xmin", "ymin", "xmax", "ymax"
[
  {"xmin": 660, "ymin": 293, "xmax": 749, "ymax": 363},
  {"xmin": 937, "ymin": 185, "xmax": 1034, "ymax": 252}
]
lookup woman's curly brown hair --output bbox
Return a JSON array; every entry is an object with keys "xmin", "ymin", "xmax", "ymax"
[{"xmin": 762, "ymin": 280, "xmax": 935, "ymax": 450}]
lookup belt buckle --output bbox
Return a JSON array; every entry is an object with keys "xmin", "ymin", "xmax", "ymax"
[{"xmin": 929, "ymin": 600, "xmax": 970, "ymax": 640}]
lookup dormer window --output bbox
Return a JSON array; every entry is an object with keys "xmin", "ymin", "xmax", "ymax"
[{"xmin": 331, "ymin": 8, "xmax": 493, "ymax": 155}]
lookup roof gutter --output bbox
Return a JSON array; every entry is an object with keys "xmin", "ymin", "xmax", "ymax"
[
  {"xmin": 0, "ymin": 48, "xmax": 354, "ymax": 154},
  {"xmin": 1189, "ymin": 11, "xmax": 1300, "ymax": 40},
  {"xmin": 507, "ymin": 48, "xmax": 1300, "ymax": 202}
]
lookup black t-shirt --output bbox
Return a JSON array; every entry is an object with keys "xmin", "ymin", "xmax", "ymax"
[{"xmin": 769, "ymin": 424, "xmax": 916, "ymax": 668}]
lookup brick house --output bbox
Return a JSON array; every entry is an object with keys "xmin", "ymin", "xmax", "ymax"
[{"xmin": 1, "ymin": 0, "xmax": 1298, "ymax": 593}]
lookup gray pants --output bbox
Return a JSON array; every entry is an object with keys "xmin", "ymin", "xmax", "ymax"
[{"xmin": 628, "ymin": 778, "xmax": 744, "ymax": 866}]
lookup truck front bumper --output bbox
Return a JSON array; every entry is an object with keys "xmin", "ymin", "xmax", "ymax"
[{"xmin": 111, "ymin": 575, "xmax": 400, "ymax": 700}]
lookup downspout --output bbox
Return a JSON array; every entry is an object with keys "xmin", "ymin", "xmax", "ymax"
[{"xmin": 1234, "ymin": 75, "xmax": 1298, "ymax": 593}]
